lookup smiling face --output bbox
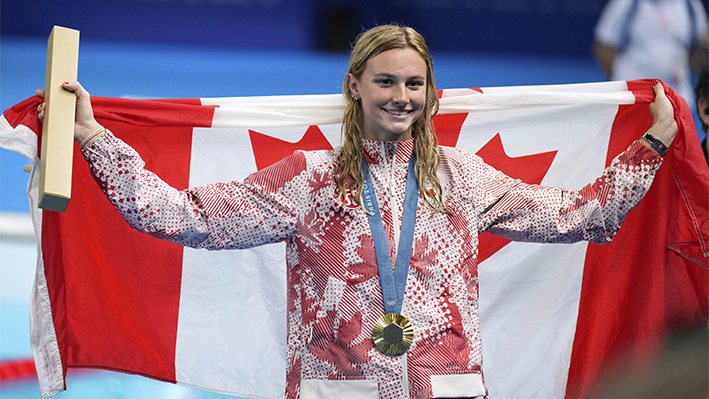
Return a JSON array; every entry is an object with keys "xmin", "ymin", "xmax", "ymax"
[{"xmin": 347, "ymin": 48, "xmax": 428, "ymax": 142}]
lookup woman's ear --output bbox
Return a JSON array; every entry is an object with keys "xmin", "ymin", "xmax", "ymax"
[
  {"xmin": 699, "ymin": 97, "xmax": 709, "ymax": 128},
  {"xmin": 346, "ymin": 73, "xmax": 360, "ymax": 100}
]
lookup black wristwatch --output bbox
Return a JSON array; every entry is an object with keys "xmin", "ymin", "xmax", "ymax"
[{"xmin": 642, "ymin": 132, "xmax": 669, "ymax": 156}]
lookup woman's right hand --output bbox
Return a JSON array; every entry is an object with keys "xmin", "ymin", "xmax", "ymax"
[{"xmin": 36, "ymin": 81, "xmax": 103, "ymax": 144}]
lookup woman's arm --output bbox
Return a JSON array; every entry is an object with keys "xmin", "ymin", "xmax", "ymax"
[
  {"xmin": 476, "ymin": 82, "xmax": 675, "ymax": 244},
  {"xmin": 38, "ymin": 81, "xmax": 300, "ymax": 250},
  {"xmin": 476, "ymin": 142, "xmax": 661, "ymax": 245},
  {"xmin": 81, "ymin": 131, "xmax": 301, "ymax": 250}
]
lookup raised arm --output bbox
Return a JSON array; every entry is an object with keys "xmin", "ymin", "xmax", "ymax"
[
  {"xmin": 37, "ymin": 81, "xmax": 300, "ymax": 250},
  {"xmin": 476, "ymin": 82, "xmax": 676, "ymax": 244},
  {"xmin": 81, "ymin": 131, "xmax": 301, "ymax": 250}
]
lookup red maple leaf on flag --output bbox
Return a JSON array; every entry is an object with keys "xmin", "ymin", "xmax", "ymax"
[{"xmin": 250, "ymin": 125, "xmax": 333, "ymax": 170}]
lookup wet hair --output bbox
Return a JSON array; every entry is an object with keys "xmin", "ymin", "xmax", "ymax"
[{"xmin": 336, "ymin": 24, "xmax": 447, "ymax": 213}]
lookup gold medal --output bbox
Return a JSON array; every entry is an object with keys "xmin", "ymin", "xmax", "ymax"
[{"xmin": 372, "ymin": 313, "xmax": 414, "ymax": 356}]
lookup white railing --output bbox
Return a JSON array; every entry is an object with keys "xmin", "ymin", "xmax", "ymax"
[{"xmin": 0, "ymin": 212, "xmax": 35, "ymax": 242}]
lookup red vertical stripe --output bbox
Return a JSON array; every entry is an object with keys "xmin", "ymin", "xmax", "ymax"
[
  {"xmin": 41, "ymin": 98, "xmax": 214, "ymax": 383},
  {"xmin": 566, "ymin": 81, "xmax": 709, "ymax": 398}
]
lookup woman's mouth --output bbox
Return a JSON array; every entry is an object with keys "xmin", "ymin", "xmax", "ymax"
[{"xmin": 384, "ymin": 109, "xmax": 412, "ymax": 116}]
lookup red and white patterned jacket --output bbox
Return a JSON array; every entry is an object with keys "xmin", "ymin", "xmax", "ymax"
[{"xmin": 82, "ymin": 131, "xmax": 661, "ymax": 399}]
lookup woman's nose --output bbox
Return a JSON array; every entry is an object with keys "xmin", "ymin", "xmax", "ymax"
[{"xmin": 393, "ymin": 85, "xmax": 408, "ymax": 104}]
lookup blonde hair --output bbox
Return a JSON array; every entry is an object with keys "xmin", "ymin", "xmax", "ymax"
[{"xmin": 336, "ymin": 24, "xmax": 446, "ymax": 213}]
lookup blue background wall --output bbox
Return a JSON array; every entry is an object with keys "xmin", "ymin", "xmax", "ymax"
[{"xmin": 2, "ymin": 0, "xmax": 610, "ymax": 55}]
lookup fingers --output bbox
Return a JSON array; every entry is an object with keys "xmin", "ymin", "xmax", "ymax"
[
  {"xmin": 35, "ymin": 81, "xmax": 101, "ymax": 141},
  {"xmin": 652, "ymin": 81, "xmax": 668, "ymax": 100},
  {"xmin": 61, "ymin": 81, "xmax": 89, "ymax": 99},
  {"xmin": 36, "ymin": 82, "xmax": 87, "ymax": 98},
  {"xmin": 37, "ymin": 102, "xmax": 45, "ymax": 122},
  {"xmin": 36, "ymin": 89, "xmax": 46, "ymax": 122},
  {"xmin": 649, "ymin": 81, "xmax": 671, "ymax": 111}
]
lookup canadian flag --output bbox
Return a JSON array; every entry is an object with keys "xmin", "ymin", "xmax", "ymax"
[{"xmin": 0, "ymin": 80, "xmax": 706, "ymax": 399}]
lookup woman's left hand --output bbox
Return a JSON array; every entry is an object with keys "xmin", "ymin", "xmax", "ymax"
[{"xmin": 642, "ymin": 81, "xmax": 678, "ymax": 155}]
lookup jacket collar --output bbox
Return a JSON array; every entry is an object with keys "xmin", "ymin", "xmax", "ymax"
[{"xmin": 362, "ymin": 139, "xmax": 414, "ymax": 166}]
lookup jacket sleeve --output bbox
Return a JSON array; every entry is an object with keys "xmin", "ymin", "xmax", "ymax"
[
  {"xmin": 82, "ymin": 130, "xmax": 301, "ymax": 250},
  {"xmin": 473, "ymin": 140, "xmax": 663, "ymax": 244}
]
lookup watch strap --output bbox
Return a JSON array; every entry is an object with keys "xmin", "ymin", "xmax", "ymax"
[{"xmin": 642, "ymin": 132, "xmax": 669, "ymax": 156}]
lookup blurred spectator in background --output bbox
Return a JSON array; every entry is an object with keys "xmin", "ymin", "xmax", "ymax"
[
  {"xmin": 593, "ymin": 0, "xmax": 709, "ymax": 106},
  {"xmin": 587, "ymin": 327, "xmax": 708, "ymax": 399},
  {"xmin": 695, "ymin": 61, "xmax": 709, "ymax": 165}
]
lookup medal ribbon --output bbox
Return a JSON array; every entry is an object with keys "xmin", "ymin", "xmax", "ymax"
[{"xmin": 360, "ymin": 153, "xmax": 418, "ymax": 315}]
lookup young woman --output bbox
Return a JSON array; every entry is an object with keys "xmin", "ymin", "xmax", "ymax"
[{"xmin": 38, "ymin": 24, "xmax": 677, "ymax": 399}]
